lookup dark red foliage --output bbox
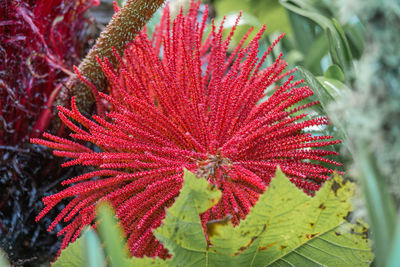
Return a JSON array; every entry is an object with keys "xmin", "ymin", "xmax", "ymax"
[
  {"xmin": 1, "ymin": 0, "xmax": 97, "ymax": 265},
  {"xmin": 32, "ymin": 2, "xmax": 342, "ymax": 259},
  {"xmin": 0, "ymin": 0, "xmax": 97, "ymax": 146},
  {"xmin": 0, "ymin": 144, "xmax": 87, "ymax": 266}
]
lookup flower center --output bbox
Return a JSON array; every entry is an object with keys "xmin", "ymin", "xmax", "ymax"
[{"xmin": 196, "ymin": 153, "xmax": 232, "ymax": 179}]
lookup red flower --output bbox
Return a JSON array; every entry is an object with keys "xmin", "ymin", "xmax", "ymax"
[
  {"xmin": 31, "ymin": 2, "xmax": 341, "ymax": 259},
  {"xmin": 0, "ymin": 0, "xmax": 97, "ymax": 146}
]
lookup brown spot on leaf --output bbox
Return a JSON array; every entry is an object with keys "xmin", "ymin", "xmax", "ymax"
[
  {"xmin": 206, "ymin": 215, "xmax": 232, "ymax": 238},
  {"xmin": 258, "ymin": 242, "xmax": 278, "ymax": 251},
  {"xmin": 280, "ymin": 245, "xmax": 288, "ymax": 250},
  {"xmin": 235, "ymin": 236, "xmax": 258, "ymax": 255},
  {"xmin": 235, "ymin": 224, "xmax": 268, "ymax": 255},
  {"xmin": 331, "ymin": 181, "xmax": 342, "ymax": 196},
  {"xmin": 318, "ymin": 203, "xmax": 326, "ymax": 210},
  {"xmin": 309, "ymin": 222, "xmax": 315, "ymax": 227},
  {"xmin": 207, "ymin": 184, "xmax": 217, "ymax": 191},
  {"xmin": 306, "ymin": 233, "xmax": 318, "ymax": 239},
  {"xmin": 344, "ymin": 211, "xmax": 352, "ymax": 221},
  {"xmin": 351, "ymin": 221, "xmax": 370, "ymax": 239},
  {"xmin": 335, "ymin": 232, "xmax": 341, "ymax": 236}
]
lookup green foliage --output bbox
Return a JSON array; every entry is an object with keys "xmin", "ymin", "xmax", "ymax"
[
  {"xmin": 54, "ymin": 169, "xmax": 373, "ymax": 266},
  {"xmin": 388, "ymin": 219, "xmax": 400, "ymax": 267},
  {"xmin": 209, "ymin": 169, "xmax": 372, "ymax": 266},
  {"xmin": 97, "ymin": 202, "xmax": 130, "ymax": 267},
  {"xmin": 324, "ymin": 64, "xmax": 345, "ymax": 82},
  {"xmin": 0, "ymin": 249, "xmax": 10, "ymax": 267},
  {"xmin": 53, "ymin": 233, "xmax": 84, "ymax": 267},
  {"xmin": 214, "ymin": 0, "xmax": 292, "ymax": 34},
  {"xmin": 159, "ymin": 169, "xmax": 373, "ymax": 266},
  {"xmin": 153, "ymin": 169, "xmax": 221, "ymax": 266},
  {"xmin": 297, "ymin": 67, "xmax": 349, "ymax": 145},
  {"xmin": 328, "ymin": 1, "xmax": 400, "ymax": 264},
  {"xmin": 356, "ymin": 144, "xmax": 397, "ymax": 267},
  {"xmin": 280, "ymin": 0, "xmax": 354, "ymax": 78},
  {"xmin": 83, "ymin": 229, "xmax": 106, "ymax": 267}
]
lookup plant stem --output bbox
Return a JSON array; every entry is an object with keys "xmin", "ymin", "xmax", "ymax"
[{"xmin": 62, "ymin": 0, "xmax": 166, "ymax": 113}]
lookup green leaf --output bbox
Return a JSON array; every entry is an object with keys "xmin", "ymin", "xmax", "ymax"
[
  {"xmin": 388, "ymin": 218, "xmax": 400, "ymax": 267},
  {"xmin": 215, "ymin": 0, "xmax": 292, "ymax": 34},
  {"xmin": 128, "ymin": 257, "xmax": 169, "ymax": 267},
  {"xmin": 154, "ymin": 169, "xmax": 373, "ymax": 266},
  {"xmin": 332, "ymin": 19, "xmax": 353, "ymax": 66},
  {"xmin": 53, "ymin": 203, "xmax": 166, "ymax": 267},
  {"xmin": 279, "ymin": 0, "xmax": 334, "ymax": 35},
  {"xmin": 280, "ymin": 0, "xmax": 353, "ymax": 77},
  {"xmin": 83, "ymin": 228, "xmax": 106, "ymax": 267},
  {"xmin": 343, "ymin": 21, "xmax": 366, "ymax": 59},
  {"xmin": 53, "ymin": 235, "xmax": 84, "ymax": 267},
  {"xmin": 303, "ymin": 33, "xmax": 328, "ymax": 74},
  {"xmin": 209, "ymin": 169, "xmax": 373, "ymax": 266},
  {"xmin": 324, "ymin": 64, "xmax": 345, "ymax": 82},
  {"xmin": 297, "ymin": 66, "xmax": 349, "ymax": 142},
  {"xmin": 96, "ymin": 202, "xmax": 167, "ymax": 266},
  {"xmin": 356, "ymin": 143, "xmax": 397, "ymax": 267},
  {"xmin": 287, "ymin": 11, "xmax": 316, "ymax": 56},
  {"xmin": 154, "ymin": 169, "xmax": 222, "ymax": 266},
  {"xmin": 53, "ymin": 228, "xmax": 106, "ymax": 267},
  {"xmin": 315, "ymin": 77, "xmax": 349, "ymax": 100},
  {"xmin": 97, "ymin": 202, "xmax": 131, "ymax": 267},
  {"xmin": 0, "ymin": 249, "xmax": 10, "ymax": 267}
]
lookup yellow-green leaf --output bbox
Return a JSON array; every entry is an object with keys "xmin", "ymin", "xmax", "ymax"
[
  {"xmin": 53, "ymin": 169, "xmax": 373, "ymax": 267},
  {"xmin": 154, "ymin": 169, "xmax": 222, "ymax": 266},
  {"xmin": 210, "ymin": 169, "xmax": 373, "ymax": 266}
]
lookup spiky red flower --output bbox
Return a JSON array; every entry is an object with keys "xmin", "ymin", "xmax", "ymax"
[
  {"xmin": 31, "ymin": 2, "xmax": 341, "ymax": 259},
  {"xmin": 0, "ymin": 0, "xmax": 97, "ymax": 145}
]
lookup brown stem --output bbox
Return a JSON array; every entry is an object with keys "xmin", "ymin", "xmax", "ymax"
[{"xmin": 63, "ymin": 0, "xmax": 166, "ymax": 113}]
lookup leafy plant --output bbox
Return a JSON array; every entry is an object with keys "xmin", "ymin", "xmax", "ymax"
[
  {"xmin": 213, "ymin": 0, "xmax": 365, "ymax": 78},
  {"xmin": 55, "ymin": 169, "xmax": 373, "ymax": 266},
  {"xmin": 31, "ymin": 1, "xmax": 342, "ymax": 259},
  {"xmin": 0, "ymin": 1, "xmax": 96, "ymax": 265}
]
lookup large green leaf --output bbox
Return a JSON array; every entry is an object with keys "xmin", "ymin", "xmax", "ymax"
[
  {"xmin": 53, "ymin": 169, "xmax": 373, "ymax": 266},
  {"xmin": 154, "ymin": 169, "xmax": 373, "ymax": 266},
  {"xmin": 153, "ymin": 169, "xmax": 222, "ymax": 266},
  {"xmin": 209, "ymin": 169, "xmax": 373, "ymax": 266}
]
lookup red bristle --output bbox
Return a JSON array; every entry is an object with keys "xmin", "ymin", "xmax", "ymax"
[{"xmin": 32, "ymin": 0, "xmax": 343, "ymax": 259}]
